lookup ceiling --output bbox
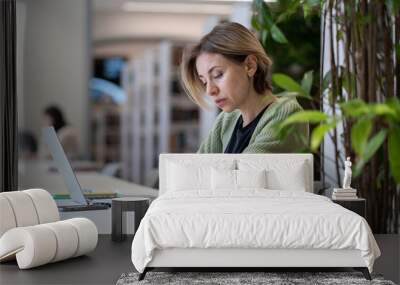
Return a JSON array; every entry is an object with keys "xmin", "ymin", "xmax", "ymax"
[
  {"xmin": 92, "ymin": 0, "xmax": 258, "ymax": 43},
  {"xmin": 93, "ymin": 0, "xmax": 254, "ymax": 15}
]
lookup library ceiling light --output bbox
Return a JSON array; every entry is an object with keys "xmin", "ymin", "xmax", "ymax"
[{"xmin": 122, "ymin": 2, "xmax": 234, "ymax": 15}]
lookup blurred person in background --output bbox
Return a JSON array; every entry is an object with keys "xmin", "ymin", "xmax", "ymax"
[
  {"xmin": 41, "ymin": 105, "xmax": 80, "ymax": 160},
  {"xmin": 181, "ymin": 22, "xmax": 308, "ymax": 154},
  {"xmin": 18, "ymin": 130, "xmax": 38, "ymax": 160}
]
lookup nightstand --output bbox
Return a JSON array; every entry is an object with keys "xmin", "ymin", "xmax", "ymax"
[{"xmin": 332, "ymin": 198, "xmax": 366, "ymax": 218}]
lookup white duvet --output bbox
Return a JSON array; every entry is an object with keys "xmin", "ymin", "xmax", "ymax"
[{"xmin": 131, "ymin": 190, "xmax": 380, "ymax": 273}]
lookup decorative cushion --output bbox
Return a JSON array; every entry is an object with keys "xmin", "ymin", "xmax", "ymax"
[
  {"xmin": 0, "ymin": 189, "xmax": 98, "ymax": 269},
  {"xmin": 0, "ymin": 218, "xmax": 98, "ymax": 269},
  {"xmin": 0, "ymin": 225, "xmax": 57, "ymax": 269},
  {"xmin": 1, "ymin": 191, "xmax": 39, "ymax": 227},
  {"xmin": 24, "ymin": 189, "xmax": 60, "ymax": 223},
  {"xmin": 63, "ymin": 218, "xmax": 98, "ymax": 257},
  {"xmin": 0, "ymin": 196, "xmax": 16, "ymax": 237},
  {"xmin": 42, "ymin": 221, "xmax": 79, "ymax": 262}
]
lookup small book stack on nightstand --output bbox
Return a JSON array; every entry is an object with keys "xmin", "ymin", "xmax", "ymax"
[
  {"xmin": 332, "ymin": 188, "xmax": 357, "ymax": 200},
  {"xmin": 331, "ymin": 188, "xmax": 366, "ymax": 218}
]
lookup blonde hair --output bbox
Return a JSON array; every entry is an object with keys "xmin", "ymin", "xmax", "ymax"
[{"xmin": 181, "ymin": 22, "xmax": 273, "ymax": 108}]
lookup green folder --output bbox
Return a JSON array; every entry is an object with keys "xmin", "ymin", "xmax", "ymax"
[{"xmin": 53, "ymin": 192, "xmax": 118, "ymax": 200}]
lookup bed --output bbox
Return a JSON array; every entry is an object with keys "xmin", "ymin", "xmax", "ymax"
[{"xmin": 131, "ymin": 154, "xmax": 380, "ymax": 281}]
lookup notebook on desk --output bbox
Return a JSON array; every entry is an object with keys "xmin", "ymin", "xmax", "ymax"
[{"xmin": 42, "ymin": 127, "xmax": 111, "ymax": 212}]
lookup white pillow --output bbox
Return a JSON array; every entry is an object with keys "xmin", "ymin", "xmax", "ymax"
[
  {"xmin": 238, "ymin": 159, "xmax": 308, "ymax": 192},
  {"xmin": 166, "ymin": 159, "xmax": 235, "ymax": 192},
  {"xmin": 211, "ymin": 168, "xmax": 236, "ymax": 190},
  {"xmin": 211, "ymin": 168, "xmax": 267, "ymax": 190},
  {"xmin": 266, "ymin": 164, "xmax": 307, "ymax": 191},
  {"xmin": 168, "ymin": 163, "xmax": 209, "ymax": 191},
  {"xmin": 237, "ymin": 169, "xmax": 267, "ymax": 189}
]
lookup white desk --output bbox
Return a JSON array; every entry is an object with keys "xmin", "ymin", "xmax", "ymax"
[{"xmin": 18, "ymin": 160, "xmax": 158, "ymax": 233}]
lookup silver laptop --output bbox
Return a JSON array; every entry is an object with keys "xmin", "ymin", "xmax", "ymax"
[{"xmin": 42, "ymin": 126, "xmax": 110, "ymax": 211}]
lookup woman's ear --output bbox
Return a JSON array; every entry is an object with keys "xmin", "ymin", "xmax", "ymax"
[{"xmin": 245, "ymin": 55, "xmax": 257, "ymax": 77}]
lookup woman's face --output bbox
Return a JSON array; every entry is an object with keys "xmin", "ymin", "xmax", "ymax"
[
  {"xmin": 195, "ymin": 52, "xmax": 252, "ymax": 112},
  {"xmin": 43, "ymin": 114, "xmax": 53, "ymax": 127}
]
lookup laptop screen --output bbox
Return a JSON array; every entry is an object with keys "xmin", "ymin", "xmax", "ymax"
[{"xmin": 42, "ymin": 127, "xmax": 88, "ymax": 205}]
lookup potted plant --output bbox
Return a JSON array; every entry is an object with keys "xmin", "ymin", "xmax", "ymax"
[{"xmin": 252, "ymin": 0, "xmax": 400, "ymax": 233}]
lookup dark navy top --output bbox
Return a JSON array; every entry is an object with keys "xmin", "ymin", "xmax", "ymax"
[{"xmin": 224, "ymin": 105, "xmax": 270, "ymax": 154}]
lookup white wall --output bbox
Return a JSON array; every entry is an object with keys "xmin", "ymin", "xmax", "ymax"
[{"xmin": 22, "ymin": 0, "xmax": 90, "ymax": 155}]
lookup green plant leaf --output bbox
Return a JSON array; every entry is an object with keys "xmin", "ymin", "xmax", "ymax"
[
  {"xmin": 340, "ymin": 99, "xmax": 369, "ymax": 117},
  {"xmin": 280, "ymin": 110, "xmax": 329, "ymax": 128},
  {"xmin": 272, "ymin": 73, "xmax": 309, "ymax": 98},
  {"xmin": 388, "ymin": 127, "xmax": 400, "ymax": 184},
  {"xmin": 270, "ymin": 24, "xmax": 288, "ymax": 44},
  {"xmin": 251, "ymin": 15, "xmax": 261, "ymax": 31},
  {"xmin": 303, "ymin": 3, "xmax": 312, "ymax": 18},
  {"xmin": 310, "ymin": 122, "xmax": 336, "ymax": 151},
  {"xmin": 386, "ymin": 0, "xmax": 400, "ymax": 16},
  {"xmin": 354, "ymin": 159, "xmax": 366, "ymax": 178},
  {"xmin": 261, "ymin": 29, "xmax": 269, "ymax": 46},
  {"xmin": 386, "ymin": 97, "xmax": 400, "ymax": 122},
  {"xmin": 302, "ymin": 0, "xmax": 321, "ymax": 18},
  {"xmin": 353, "ymin": 130, "xmax": 387, "ymax": 177},
  {"xmin": 301, "ymin": 70, "xmax": 313, "ymax": 95},
  {"xmin": 395, "ymin": 0, "xmax": 400, "ymax": 14},
  {"xmin": 322, "ymin": 70, "xmax": 332, "ymax": 91},
  {"xmin": 363, "ymin": 130, "xmax": 387, "ymax": 163},
  {"xmin": 370, "ymin": 103, "xmax": 397, "ymax": 117},
  {"xmin": 351, "ymin": 118, "xmax": 372, "ymax": 156},
  {"xmin": 336, "ymin": 30, "xmax": 344, "ymax": 41},
  {"xmin": 306, "ymin": 0, "xmax": 322, "ymax": 8},
  {"xmin": 274, "ymin": 91, "xmax": 300, "ymax": 98},
  {"xmin": 276, "ymin": 0, "xmax": 300, "ymax": 23},
  {"xmin": 260, "ymin": 0, "xmax": 274, "ymax": 29},
  {"xmin": 342, "ymin": 71, "xmax": 356, "ymax": 99}
]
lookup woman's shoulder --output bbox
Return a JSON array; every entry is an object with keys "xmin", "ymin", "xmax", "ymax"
[
  {"xmin": 58, "ymin": 126, "xmax": 78, "ymax": 140},
  {"xmin": 58, "ymin": 125, "xmax": 76, "ymax": 134},
  {"xmin": 267, "ymin": 97, "xmax": 303, "ymax": 120},
  {"xmin": 274, "ymin": 97, "xmax": 303, "ymax": 111}
]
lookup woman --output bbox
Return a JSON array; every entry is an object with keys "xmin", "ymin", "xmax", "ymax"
[
  {"xmin": 181, "ymin": 22, "xmax": 308, "ymax": 153},
  {"xmin": 42, "ymin": 105, "xmax": 80, "ymax": 160}
]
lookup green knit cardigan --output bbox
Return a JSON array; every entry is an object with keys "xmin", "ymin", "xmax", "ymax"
[{"xmin": 198, "ymin": 97, "xmax": 309, "ymax": 153}]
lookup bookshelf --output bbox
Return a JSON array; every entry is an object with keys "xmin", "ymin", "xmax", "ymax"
[
  {"xmin": 91, "ymin": 104, "xmax": 121, "ymax": 165},
  {"xmin": 121, "ymin": 41, "xmax": 217, "ymax": 186}
]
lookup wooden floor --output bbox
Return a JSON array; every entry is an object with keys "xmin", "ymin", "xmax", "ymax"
[{"xmin": 0, "ymin": 235, "xmax": 398, "ymax": 285}]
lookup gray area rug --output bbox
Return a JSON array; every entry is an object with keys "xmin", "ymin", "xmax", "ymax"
[{"xmin": 116, "ymin": 271, "xmax": 396, "ymax": 285}]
